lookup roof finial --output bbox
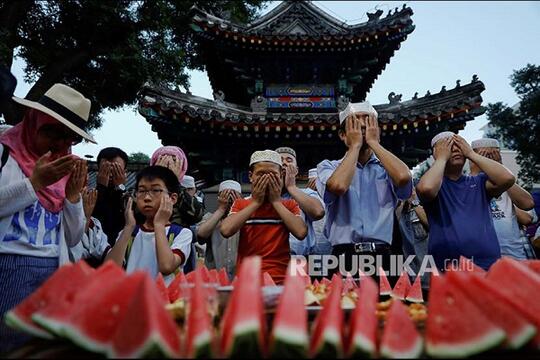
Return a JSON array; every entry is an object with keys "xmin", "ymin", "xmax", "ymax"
[
  {"xmin": 440, "ymin": 86, "xmax": 446, "ymax": 93},
  {"xmin": 425, "ymin": 90, "xmax": 431, "ymax": 96},
  {"xmin": 412, "ymin": 92, "xmax": 418, "ymax": 99},
  {"xmin": 455, "ymin": 80, "xmax": 461, "ymax": 88},
  {"xmin": 472, "ymin": 74, "xmax": 479, "ymax": 82}
]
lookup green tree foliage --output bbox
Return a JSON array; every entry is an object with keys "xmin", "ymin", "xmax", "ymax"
[
  {"xmin": 487, "ymin": 64, "xmax": 540, "ymax": 186},
  {"xmin": 128, "ymin": 152, "xmax": 150, "ymax": 164},
  {"xmin": 0, "ymin": 0, "xmax": 265, "ymax": 128}
]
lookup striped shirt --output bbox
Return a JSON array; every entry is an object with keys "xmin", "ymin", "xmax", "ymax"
[{"xmin": 230, "ymin": 198, "xmax": 301, "ymax": 284}]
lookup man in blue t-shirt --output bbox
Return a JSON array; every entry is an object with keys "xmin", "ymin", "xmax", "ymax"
[{"xmin": 417, "ymin": 132, "xmax": 515, "ymax": 271}]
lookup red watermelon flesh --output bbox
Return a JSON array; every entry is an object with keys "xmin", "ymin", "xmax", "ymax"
[
  {"xmin": 185, "ymin": 271, "xmax": 196, "ymax": 283},
  {"xmin": 263, "ymin": 272, "xmax": 276, "ymax": 287},
  {"xmin": 109, "ymin": 274, "xmax": 181, "ymax": 358},
  {"xmin": 5, "ymin": 261, "xmax": 93, "ymax": 339},
  {"xmin": 200, "ymin": 265, "xmax": 211, "ymax": 283},
  {"xmin": 32, "ymin": 261, "xmax": 125, "ymax": 336},
  {"xmin": 523, "ymin": 260, "xmax": 540, "ymax": 275},
  {"xmin": 380, "ymin": 300, "xmax": 423, "ymax": 358},
  {"xmin": 486, "ymin": 257, "xmax": 540, "ymax": 348},
  {"xmin": 343, "ymin": 272, "xmax": 357, "ymax": 293},
  {"xmin": 185, "ymin": 268, "xmax": 214, "ymax": 358},
  {"xmin": 320, "ymin": 277, "xmax": 331, "ymax": 287},
  {"xmin": 63, "ymin": 271, "xmax": 148, "ymax": 354},
  {"xmin": 448, "ymin": 271, "xmax": 536, "ymax": 349},
  {"xmin": 346, "ymin": 275, "xmax": 378, "ymax": 358},
  {"xmin": 208, "ymin": 269, "xmax": 219, "ymax": 284},
  {"xmin": 459, "ymin": 256, "xmax": 486, "ymax": 274},
  {"xmin": 220, "ymin": 256, "xmax": 266, "ymax": 358},
  {"xmin": 391, "ymin": 271, "xmax": 411, "ymax": 300},
  {"xmin": 406, "ymin": 275, "xmax": 424, "ymax": 303},
  {"xmin": 168, "ymin": 272, "xmax": 188, "ymax": 303},
  {"xmin": 425, "ymin": 274, "xmax": 505, "ymax": 358},
  {"xmin": 379, "ymin": 267, "xmax": 392, "ymax": 296},
  {"xmin": 270, "ymin": 268, "xmax": 309, "ymax": 358},
  {"xmin": 313, "ymin": 279, "xmax": 320, "ymax": 287},
  {"xmin": 310, "ymin": 275, "xmax": 344, "ymax": 358},
  {"xmin": 217, "ymin": 268, "xmax": 230, "ymax": 286},
  {"xmin": 155, "ymin": 273, "xmax": 170, "ymax": 304}
]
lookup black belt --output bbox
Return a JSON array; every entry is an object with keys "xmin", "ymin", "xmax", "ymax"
[{"xmin": 333, "ymin": 242, "xmax": 390, "ymax": 254}]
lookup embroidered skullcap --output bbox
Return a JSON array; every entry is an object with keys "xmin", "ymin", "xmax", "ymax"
[
  {"xmin": 471, "ymin": 138, "xmax": 500, "ymax": 149},
  {"xmin": 275, "ymin": 146, "xmax": 296, "ymax": 159},
  {"xmin": 339, "ymin": 101, "xmax": 378, "ymax": 124},
  {"xmin": 219, "ymin": 180, "xmax": 241, "ymax": 194},
  {"xmin": 249, "ymin": 150, "xmax": 282, "ymax": 167},
  {"xmin": 431, "ymin": 131, "xmax": 455, "ymax": 147},
  {"xmin": 308, "ymin": 168, "xmax": 318, "ymax": 179},
  {"xmin": 181, "ymin": 175, "xmax": 195, "ymax": 189}
]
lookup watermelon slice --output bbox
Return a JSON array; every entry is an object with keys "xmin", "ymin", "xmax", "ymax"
[
  {"xmin": 208, "ymin": 269, "xmax": 219, "ymax": 284},
  {"xmin": 217, "ymin": 268, "xmax": 230, "ymax": 286},
  {"xmin": 310, "ymin": 275, "xmax": 344, "ymax": 358},
  {"xmin": 168, "ymin": 272, "xmax": 188, "ymax": 303},
  {"xmin": 425, "ymin": 274, "xmax": 505, "ymax": 357},
  {"xmin": 270, "ymin": 266, "xmax": 309, "ymax": 358},
  {"xmin": 220, "ymin": 257, "xmax": 266, "ymax": 358},
  {"xmin": 184, "ymin": 268, "xmax": 214, "ymax": 358},
  {"xmin": 320, "ymin": 277, "xmax": 331, "ymax": 287},
  {"xmin": 32, "ymin": 261, "xmax": 125, "ymax": 337},
  {"xmin": 343, "ymin": 272, "xmax": 357, "ymax": 293},
  {"xmin": 109, "ymin": 274, "xmax": 181, "ymax": 358},
  {"xmin": 155, "ymin": 273, "xmax": 170, "ymax": 304},
  {"xmin": 263, "ymin": 272, "xmax": 276, "ymax": 287},
  {"xmin": 63, "ymin": 271, "xmax": 148, "ymax": 354},
  {"xmin": 406, "ymin": 275, "xmax": 424, "ymax": 303},
  {"xmin": 200, "ymin": 265, "xmax": 211, "ymax": 283},
  {"xmin": 5, "ymin": 261, "xmax": 93, "ymax": 339},
  {"xmin": 448, "ymin": 271, "xmax": 536, "ymax": 349},
  {"xmin": 346, "ymin": 274, "xmax": 378, "ymax": 358},
  {"xmin": 380, "ymin": 300, "xmax": 423, "ymax": 358},
  {"xmin": 486, "ymin": 257, "xmax": 540, "ymax": 348},
  {"xmin": 378, "ymin": 267, "xmax": 392, "ymax": 297},
  {"xmin": 458, "ymin": 256, "xmax": 486, "ymax": 274},
  {"xmin": 391, "ymin": 271, "xmax": 411, "ymax": 300}
]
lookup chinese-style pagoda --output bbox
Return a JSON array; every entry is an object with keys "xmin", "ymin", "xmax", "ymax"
[{"xmin": 138, "ymin": 1, "xmax": 486, "ymax": 186}]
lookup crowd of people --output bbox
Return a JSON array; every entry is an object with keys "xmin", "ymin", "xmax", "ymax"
[{"xmin": 1, "ymin": 83, "xmax": 539, "ymax": 351}]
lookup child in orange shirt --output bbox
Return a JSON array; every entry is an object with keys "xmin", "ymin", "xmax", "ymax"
[{"xmin": 221, "ymin": 150, "xmax": 307, "ymax": 283}]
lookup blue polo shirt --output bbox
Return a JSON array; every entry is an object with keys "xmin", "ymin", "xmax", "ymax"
[
  {"xmin": 420, "ymin": 173, "xmax": 501, "ymax": 271},
  {"xmin": 316, "ymin": 154, "xmax": 412, "ymax": 246}
]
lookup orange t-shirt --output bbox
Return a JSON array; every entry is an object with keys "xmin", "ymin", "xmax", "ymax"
[{"xmin": 230, "ymin": 198, "xmax": 301, "ymax": 284}]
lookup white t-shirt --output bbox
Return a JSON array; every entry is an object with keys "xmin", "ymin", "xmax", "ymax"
[
  {"xmin": 123, "ymin": 225, "xmax": 192, "ymax": 285},
  {"xmin": 490, "ymin": 192, "xmax": 526, "ymax": 259},
  {"xmin": 0, "ymin": 145, "xmax": 84, "ymax": 261},
  {"xmin": 69, "ymin": 217, "xmax": 111, "ymax": 262}
]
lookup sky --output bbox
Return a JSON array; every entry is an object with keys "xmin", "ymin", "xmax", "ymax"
[{"xmin": 8, "ymin": 1, "xmax": 540, "ymax": 160}]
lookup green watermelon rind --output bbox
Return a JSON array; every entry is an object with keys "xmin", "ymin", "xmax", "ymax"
[
  {"xmin": 272, "ymin": 324, "xmax": 309, "ymax": 348},
  {"xmin": 380, "ymin": 336, "xmax": 423, "ymax": 359},
  {"xmin": 4, "ymin": 311, "xmax": 53, "ymax": 340},
  {"xmin": 225, "ymin": 320, "xmax": 263, "ymax": 358},
  {"xmin": 108, "ymin": 331, "xmax": 179, "ymax": 358},
  {"xmin": 311, "ymin": 328, "xmax": 342, "ymax": 358},
  {"xmin": 31, "ymin": 313, "xmax": 65, "ymax": 338},
  {"xmin": 507, "ymin": 324, "xmax": 536, "ymax": 350},
  {"xmin": 188, "ymin": 330, "xmax": 213, "ymax": 358},
  {"xmin": 62, "ymin": 324, "xmax": 109, "ymax": 354},
  {"xmin": 348, "ymin": 333, "xmax": 376, "ymax": 358},
  {"xmin": 426, "ymin": 328, "xmax": 506, "ymax": 358},
  {"xmin": 270, "ymin": 337, "xmax": 308, "ymax": 359}
]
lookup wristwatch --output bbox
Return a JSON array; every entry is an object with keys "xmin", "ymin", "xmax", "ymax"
[
  {"xmin": 411, "ymin": 199, "xmax": 420, "ymax": 208},
  {"xmin": 115, "ymin": 184, "xmax": 126, "ymax": 192}
]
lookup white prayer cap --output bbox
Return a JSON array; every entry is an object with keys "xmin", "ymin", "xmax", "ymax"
[
  {"xmin": 431, "ymin": 131, "xmax": 455, "ymax": 147},
  {"xmin": 308, "ymin": 168, "xmax": 318, "ymax": 179},
  {"xmin": 219, "ymin": 180, "xmax": 241, "ymax": 193},
  {"xmin": 181, "ymin": 175, "xmax": 196, "ymax": 188},
  {"xmin": 249, "ymin": 150, "xmax": 282, "ymax": 167},
  {"xmin": 471, "ymin": 138, "xmax": 500, "ymax": 149},
  {"xmin": 275, "ymin": 146, "xmax": 296, "ymax": 159},
  {"xmin": 339, "ymin": 101, "xmax": 378, "ymax": 124}
]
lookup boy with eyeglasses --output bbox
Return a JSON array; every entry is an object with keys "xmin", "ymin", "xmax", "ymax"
[{"xmin": 105, "ymin": 166, "xmax": 192, "ymax": 283}]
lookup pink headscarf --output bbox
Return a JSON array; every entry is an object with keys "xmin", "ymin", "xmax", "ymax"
[
  {"xmin": 150, "ymin": 146, "xmax": 188, "ymax": 181},
  {"xmin": 0, "ymin": 109, "xmax": 72, "ymax": 213}
]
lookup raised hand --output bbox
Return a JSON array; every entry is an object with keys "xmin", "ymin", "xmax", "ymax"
[
  {"xmin": 30, "ymin": 152, "xmax": 76, "ymax": 192},
  {"xmin": 110, "ymin": 162, "xmax": 126, "ymax": 187},
  {"xmin": 344, "ymin": 115, "xmax": 362, "ymax": 149},
  {"xmin": 433, "ymin": 137, "xmax": 453, "ymax": 162},
  {"xmin": 365, "ymin": 114, "xmax": 380, "ymax": 146},
  {"xmin": 82, "ymin": 187, "xmax": 98, "ymax": 219},
  {"xmin": 217, "ymin": 189, "xmax": 230, "ymax": 211},
  {"xmin": 65, "ymin": 159, "xmax": 88, "ymax": 203},
  {"xmin": 267, "ymin": 173, "xmax": 283, "ymax": 204},
  {"xmin": 154, "ymin": 193, "xmax": 173, "ymax": 227},
  {"xmin": 124, "ymin": 197, "xmax": 136, "ymax": 228},
  {"xmin": 251, "ymin": 175, "xmax": 268, "ymax": 205},
  {"xmin": 96, "ymin": 162, "xmax": 110, "ymax": 187},
  {"xmin": 453, "ymin": 135, "xmax": 474, "ymax": 159},
  {"xmin": 283, "ymin": 162, "xmax": 298, "ymax": 191}
]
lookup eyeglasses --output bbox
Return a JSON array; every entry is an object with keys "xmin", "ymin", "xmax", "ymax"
[
  {"xmin": 135, "ymin": 189, "xmax": 169, "ymax": 198},
  {"xmin": 39, "ymin": 125, "xmax": 83, "ymax": 145}
]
